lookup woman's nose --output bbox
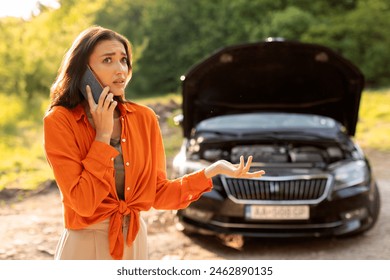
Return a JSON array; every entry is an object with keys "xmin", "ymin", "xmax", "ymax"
[{"xmin": 115, "ymin": 61, "xmax": 127, "ymax": 74}]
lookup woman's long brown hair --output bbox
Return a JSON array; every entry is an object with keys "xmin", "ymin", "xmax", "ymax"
[{"xmin": 49, "ymin": 26, "xmax": 132, "ymax": 110}]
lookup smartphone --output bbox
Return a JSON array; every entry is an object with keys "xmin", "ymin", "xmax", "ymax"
[{"xmin": 79, "ymin": 66, "xmax": 103, "ymax": 103}]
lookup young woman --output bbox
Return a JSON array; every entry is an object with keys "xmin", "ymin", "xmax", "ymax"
[{"xmin": 43, "ymin": 26, "xmax": 265, "ymax": 260}]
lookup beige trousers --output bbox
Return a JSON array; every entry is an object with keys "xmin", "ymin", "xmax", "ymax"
[{"xmin": 54, "ymin": 215, "xmax": 148, "ymax": 260}]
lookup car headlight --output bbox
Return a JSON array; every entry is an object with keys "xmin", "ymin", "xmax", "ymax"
[
  {"xmin": 332, "ymin": 160, "xmax": 369, "ymax": 191},
  {"xmin": 183, "ymin": 161, "xmax": 210, "ymax": 174},
  {"xmin": 173, "ymin": 151, "xmax": 210, "ymax": 175}
]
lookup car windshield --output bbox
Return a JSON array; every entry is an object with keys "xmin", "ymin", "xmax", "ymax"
[{"xmin": 196, "ymin": 113, "xmax": 337, "ymax": 131}]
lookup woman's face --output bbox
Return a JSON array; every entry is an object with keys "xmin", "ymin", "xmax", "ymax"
[{"xmin": 88, "ymin": 39, "xmax": 131, "ymax": 98}]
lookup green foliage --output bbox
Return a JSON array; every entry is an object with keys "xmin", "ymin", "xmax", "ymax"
[
  {"xmin": 117, "ymin": 0, "xmax": 390, "ymax": 95},
  {"xmin": 0, "ymin": 93, "xmax": 53, "ymax": 191},
  {"xmin": 302, "ymin": 0, "xmax": 390, "ymax": 85},
  {"xmin": 1, "ymin": 0, "xmax": 390, "ymax": 97},
  {"xmin": 0, "ymin": 0, "xmax": 105, "ymax": 101},
  {"xmin": 267, "ymin": 7, "xmax": 314, "ymax": 39},
  {"xmin": 0, "ymin": 18, "xmax": 26, "ymax": 96}
]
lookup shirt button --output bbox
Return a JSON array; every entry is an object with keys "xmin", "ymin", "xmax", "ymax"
[
  {"xmin": 126, "ymin": 162, "xmax": 130, "ymax": 166},
  {"xmin": 122, "ymin": 138, "xmax": 126, "ymax": 142},
  {"xmin": 127, "ymin": 187, "xmax": 130, "ymax": 191},
  {"xmin": 121, "ymin": 118, "xmax": 124, "ymax": 121},
  {"xmin": 111, "ymin": 157, "xmax": 114, "ymax": 161}
]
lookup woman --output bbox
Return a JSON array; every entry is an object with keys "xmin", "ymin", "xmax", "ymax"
[{"xmin": 43, "ymin": 26, "xmax": 265, "ymax": 260}]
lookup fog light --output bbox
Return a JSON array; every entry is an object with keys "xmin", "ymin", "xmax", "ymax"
[
  {"xmin": 341, "ymin": 208, "xmax": 368, "ymax": 220},
  {"xmin": 183, "ymin": 208, "xmax": 213, "ymax": 222}
]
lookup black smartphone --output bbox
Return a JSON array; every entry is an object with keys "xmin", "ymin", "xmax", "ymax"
[{"xmin": 79, "ymin": 66, "xmax": 103, "ymax": 103}]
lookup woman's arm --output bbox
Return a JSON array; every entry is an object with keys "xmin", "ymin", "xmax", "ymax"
[{"xmin": 44, "ymin": 108, "xmax": 118, "ymax": 217}]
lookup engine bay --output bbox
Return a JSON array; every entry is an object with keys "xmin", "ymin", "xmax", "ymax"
[
  {"xmin": 231, "ymin": 144, "xmax": 344, "ymax": 164},
  {"xmin": 189, "ymin": 142, "xmax": 347, "ymax": 166}
]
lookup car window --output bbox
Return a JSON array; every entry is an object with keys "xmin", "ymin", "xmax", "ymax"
[{"xmin": 196, "ymin": 113, "xmax": 336, "ymax": 130}]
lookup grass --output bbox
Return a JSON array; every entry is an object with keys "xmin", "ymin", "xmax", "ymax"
[
  {"xmin": 162, "ymin": 109, "xmax": 184, "ymax": 160},
  {"xmin": 132, "ymin": 92, "xmax": 182, "ymax": 106},
  {"xmin": 0, "ymin": 94, "xmax": 53, "ymax": 191},
  {"xmin": 355, "ymin": 89, "xmax": 390, "ymax": 151},
  {"xmin": 0, "ymin": 88, "xmax": 389, "ymax": 191}
]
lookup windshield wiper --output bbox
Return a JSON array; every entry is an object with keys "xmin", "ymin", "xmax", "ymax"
[
  {"xmin": 195, "ymin": 129, "xmax": 239, "ymax": 138},
  {"xmin": 242, "ymin": 131, "xmax": 330, "ymax": 140}
]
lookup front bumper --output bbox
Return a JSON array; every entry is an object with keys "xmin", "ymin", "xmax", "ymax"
[{"xmin": 177, "ymin": 182, "xmax": 378, "ymax": 238}]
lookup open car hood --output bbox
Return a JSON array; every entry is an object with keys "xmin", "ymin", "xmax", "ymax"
[{"xmin": 180, "ymin": 40, "xmax": 364, "ymax": 138}]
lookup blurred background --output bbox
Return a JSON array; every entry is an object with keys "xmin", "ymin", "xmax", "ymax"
[
  {"xmin": 0, "ymin": 0, "xmax": 389, "ymax": 201},
  {"xmin": 0, "ymin": 0, "xmax": 390, "ymax": 261}
]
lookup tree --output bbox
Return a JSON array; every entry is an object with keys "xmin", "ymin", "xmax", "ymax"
[
  {"xmin": 1, "ymin": 0, "xmax": 390, "ymax": 101},
  {"xmin": 303, "ymin": 0, "xmax": 390, "ymax": 86},
  {"xmin": 0, "ymin": 18, "xmax": 26, "ymax": 96}
]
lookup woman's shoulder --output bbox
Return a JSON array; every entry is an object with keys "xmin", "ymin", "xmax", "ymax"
[
  {"xmin": 44, "ymin": 105, "xmax": 69, "ymax": 119},
  {"xmin": 43, "ymin": 105, "xmax": 83, "ymax": 123},
  {"xmin": 123, "ymin": 101, "xmax": 158, "ymax": 119}
]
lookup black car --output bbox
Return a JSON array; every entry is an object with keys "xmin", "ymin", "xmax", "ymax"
[{"xmin": 172, "ymin": 39, "xmax": 380, "ymax": 238}]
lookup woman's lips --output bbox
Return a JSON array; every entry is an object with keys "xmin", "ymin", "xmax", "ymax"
[
  {"xmin": 112, "ymin": 79, "xmax": 125, "ymax": 87},
  {"xmin": 113, "ymin": 78, "xmax": 125, "ymax": 83}
]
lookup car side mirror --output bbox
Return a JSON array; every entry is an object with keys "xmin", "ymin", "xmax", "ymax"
[{"xmin": 173, "ymin": 114, "xmax": 183, "ymax": 126}]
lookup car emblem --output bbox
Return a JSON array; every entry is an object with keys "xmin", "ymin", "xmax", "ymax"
[{"xmin": 269, "ymin": 182, "xmax": 280, "ymax": 194}]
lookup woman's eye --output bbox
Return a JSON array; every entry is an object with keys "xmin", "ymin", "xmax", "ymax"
[
  {"xmin": 103, "ymin": 57, "xmax": 112, "ymax": 63},
  {"xmin": 121, "ymin": 57, "xmax": 128, "ymax": 64}
]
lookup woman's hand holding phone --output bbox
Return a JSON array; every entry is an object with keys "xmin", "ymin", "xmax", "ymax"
[{"xmin": 86, "ymin": 85, "xmax": 118, "ymax": 144}]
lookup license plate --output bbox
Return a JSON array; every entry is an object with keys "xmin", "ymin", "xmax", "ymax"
[{"xmin": 246, "ymin": 205, "xmax": 309, "ymax": 220}]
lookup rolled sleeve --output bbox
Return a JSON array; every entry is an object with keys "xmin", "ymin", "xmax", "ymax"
[
  {"xmin": 154, "ymin": 168, "xmax": 213, "ymax": 210},
  {"xmin": 180, "ymin": 169, "xmax": 213, "ymax": 203},
  {"xmin": 82, "ymin": 141, "xmax": 119, "ymax": 176}
]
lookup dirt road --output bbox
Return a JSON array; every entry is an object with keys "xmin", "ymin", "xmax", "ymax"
[{"xmin": 0, "ymin": 149, "xmax": 389, "ymax": 260}]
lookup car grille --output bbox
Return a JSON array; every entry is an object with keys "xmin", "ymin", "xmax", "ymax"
[{"xmin": 221, "ymin": 175, "xmax": 331, "ymax": 204}]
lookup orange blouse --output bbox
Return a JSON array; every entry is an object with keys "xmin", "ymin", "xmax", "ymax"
[{"xmin": 43, "ymin": 102, "xmax": 212, "ymax": 260}]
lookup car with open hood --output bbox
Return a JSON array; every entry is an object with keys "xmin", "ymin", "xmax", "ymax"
[{"xmin": 172, "ymin": 39, "xmax": 380, "ymax": 239}]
